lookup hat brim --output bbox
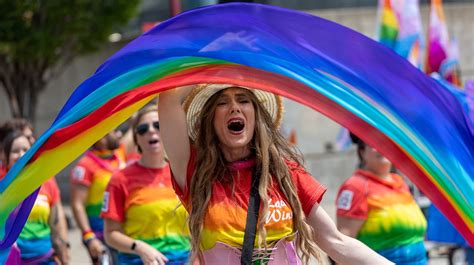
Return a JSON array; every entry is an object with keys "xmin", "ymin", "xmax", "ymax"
[{"xmin": 183, "ymin": 84, "xmax": 283, "ymax": 141}]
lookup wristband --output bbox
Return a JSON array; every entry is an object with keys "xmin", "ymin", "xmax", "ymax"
[
  {"xmin": 82, "ymin": 230, "xmax": 96, "ymax": 244},
  {"xmin": 131, "ymin": 241, "xmax": 137, "ymax": 251}
]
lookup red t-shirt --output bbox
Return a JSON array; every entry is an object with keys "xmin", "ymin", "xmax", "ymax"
[
  {"xmin": 171, "ymin": 147, "xmax": 326, "ymax": 250},
  {"xmin": 70, "ymin": 148, "xmax": 127, "ymax": 234},
  {"xmin": 101, "ymin": 162, "xmax": 190, "ymax": 259},
  {"xmin": 335, "ymin": 169, "xmax": 427, "ymax": 253},
  {"xmin": 0, "ymin": 165, "xmax": 6, "ymax": 179}
]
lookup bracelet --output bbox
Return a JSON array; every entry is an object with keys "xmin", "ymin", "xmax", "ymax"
[
  {"xmin": 131, "ymin": 241, "xmax": 137, "ymax": 251},
  {"xmin": 82, "ymin": 230, "xmax": 96, "ymax": 244}
]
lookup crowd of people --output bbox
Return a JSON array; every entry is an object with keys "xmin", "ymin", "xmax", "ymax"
[{"xmin": 0, "ymin": 88, "xmax": 469, "ymax": 264}]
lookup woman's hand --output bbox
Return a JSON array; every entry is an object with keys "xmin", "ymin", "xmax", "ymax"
[
  {"xmin": 135, "ymin": 240, "xmax": 169, "ymax": 265},
  {"xmin": 87, "ymin": 238, "xmax": 106, "ymax": 260},
  {"xmin": 55, "ymin": 240, "xmax": 71, "ymax": 265}
]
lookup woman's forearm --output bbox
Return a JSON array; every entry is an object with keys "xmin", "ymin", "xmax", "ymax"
[
  {"xmin": 71, "ymin": 200, "xmax": 91, "ymax": 233},
  {"xmin": 49, "ymin": 204, "xmax": 70, "ymax": 264},
  {"xmin": 328, "ymin": 234, "xmax": 393, "ymax": 265},
  {"xmin": 105, "ymin": 229, "xmax": 137, "ymax": 254},
  {"xmin": 71, "ymin": 185, "xmax": 93, "ymax": 233},
  {"xmin": 308, "ymin": 205, "xmax": 393, "ymax": 265}
]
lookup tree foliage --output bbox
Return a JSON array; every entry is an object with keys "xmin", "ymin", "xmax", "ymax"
[{"xmin": 0, "ymin": 0, "xmax": 140, "ymax": 122}]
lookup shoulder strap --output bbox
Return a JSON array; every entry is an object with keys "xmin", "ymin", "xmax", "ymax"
[{"xmin": 241, "ymin": 170, "xmax": 261, "ymax": 265}]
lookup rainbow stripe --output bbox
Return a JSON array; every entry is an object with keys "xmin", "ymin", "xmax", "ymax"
[
  {"xmin": 0, "ymin": 3, "xmax": 472, "ymax": 256},
  {"xmin": 358, "ymin": 191, "xmax": 427, "ymax": 251},
  {"xmin": 376, "ymin": 0, "xmax": 423, "ymax": 68},
  {"xmin": 377, "ymin": 0, "xmax": 399, "ymax": 49}
]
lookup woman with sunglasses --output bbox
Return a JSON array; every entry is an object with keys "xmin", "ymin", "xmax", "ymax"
[
  {"xmin": 3, "ymin": 131, "xmax": 70, "ymax": 264},
  {"xmin": 101, "ymin": 105, "xmax": 191, "ymax": 265}
]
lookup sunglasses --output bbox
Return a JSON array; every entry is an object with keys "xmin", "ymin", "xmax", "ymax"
[{"xmin": 135, "ymin": 122, "xmax": 160, "ymax": 135}]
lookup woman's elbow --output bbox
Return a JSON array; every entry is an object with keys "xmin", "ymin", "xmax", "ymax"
[
  {"xmin": 103, "ymin": 230, "xmax": 112, "ymax": 246},
  {"xmin": 320, "ymin": 231, "xmax": 350, "ymax": 259}
]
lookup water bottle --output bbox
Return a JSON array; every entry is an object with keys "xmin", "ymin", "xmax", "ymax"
[{"xmin": 98, "ymin": 250, "xmax": 110, "ymax": 265}]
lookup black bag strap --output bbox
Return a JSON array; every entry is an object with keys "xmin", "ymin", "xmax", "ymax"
[{"xmin": 241, "ymin": 170, "xmax": 261, "ymax": 265}]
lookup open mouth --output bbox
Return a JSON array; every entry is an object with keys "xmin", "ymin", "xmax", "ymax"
[
  {"xmin": 149, "ymin": 139, "xmax": 159, "ymax": 145},
  {"xmin": 227, "ymin": 119, "xmax": 245, "ymax": 134}
]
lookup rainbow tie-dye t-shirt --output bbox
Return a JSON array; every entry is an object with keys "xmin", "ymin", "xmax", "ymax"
[
  {"xmin": 172, "ymin": 149, "xmax": 326, "ymax": 251},
  {"xmin": 71, "ymin": 148, "xmax": 126, "ymax": 237},
  {"xmin": 17, "ymin": 177, "xmax": 60, "ymax": 262},
  {"xmin": 101, "ymin": 162, "xmax": 190, "ymax": 264},
  {"xmin": 336, "ymin": 169, "xmax": 427, "ymax": 265}
]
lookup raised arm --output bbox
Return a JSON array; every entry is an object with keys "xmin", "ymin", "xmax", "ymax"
[
  {"xmin": 158, "ymin": 86, "xmax": 194, "ymax": 190},
  {"xmin": 307, "ymin": 205, "xmax": 393, "ymax": 265}
]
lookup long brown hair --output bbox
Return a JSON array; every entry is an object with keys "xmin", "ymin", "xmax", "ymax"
[{"xmin": 188, "ymin": 88, "xmax": 320, "ymax": 264}]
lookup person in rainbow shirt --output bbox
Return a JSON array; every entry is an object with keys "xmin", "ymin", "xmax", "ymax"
[
  {"xmin": 336, "ymin": 133, "xmax": 428, "ymax": 265},
  {"xmin": 3, "ymin": 131, "xmax": 70, "ymax": 264},
  {"xmin": 158, "ymin": 84, "xmax": 392, "ymax": 264},
  {"xmin": 70, "ymin": 130, "xmax": 127, "ymax": 264},
  {"xmin": 101, "ymin": 105, "xmax": 191, "ymax": 264}
]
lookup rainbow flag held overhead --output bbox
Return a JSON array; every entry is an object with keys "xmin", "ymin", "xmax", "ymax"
[
  {"xmin": 465, "ymin": 80, "xmax": 474, "ymax": 124},
  {"xmin": 0, "ymin": 4, "xmax": 473, "ymax": 262}
]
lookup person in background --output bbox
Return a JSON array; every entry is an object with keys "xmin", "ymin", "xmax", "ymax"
[
  {"xmin": 101, "ymin": 105, "xmax": 191, "ymax": 264},
  {"xmin": 336, "ymin": 133, "xmax": 427, "ymax": 265},
  {"xmin": 70, "ymin": 131, "xmax": 127, "ymax": 264},
  {"xmin": 159, "ymin": 84, "xmax": 392, "ymax": 264},
  {"xmin": 3, "ymin": 131, "xmax": 70, "ymax": 264},
  {"xmin": 0, "ymin": 119, "xmax": 35, "ymax": 178}
]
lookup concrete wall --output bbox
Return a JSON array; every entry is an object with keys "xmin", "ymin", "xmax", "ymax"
[{"xmin": 0, "ymin": 3, "xmax": 472, "ymax": 210}]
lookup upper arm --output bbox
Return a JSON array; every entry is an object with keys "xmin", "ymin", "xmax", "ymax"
[
  {"xmin": 307, "ymin": 204, "xmax": 345, "ymax": 256},
  {"xmin": 103, "ymin": 218, "xmax": 125, "ymax": 245},
  {"xmin": 71, "ymin": 184, "xmax": 89, "ymax": 205},
  {"xmin": 48, "ymin": 203, "xmax": 60, "ymax": 228},
  {"xmin": 336, "ymin": 216, "xmax": 364, "ymax": 238},
  {"xmin": 158, "ymin": 86, "xmax": 194, "ymax": 190},
  {"xmin": 104, "ymin": 218, "xmax": 124, "ymax": 234}
]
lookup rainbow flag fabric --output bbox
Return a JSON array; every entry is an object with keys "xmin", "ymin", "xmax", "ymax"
[
  {"xmin": 0, "ymin": 4, "xmax": 472, "ymax": 261},
  {"xmin": 376, "ymin": 0, "xmax": 423, "ymax": 67}
]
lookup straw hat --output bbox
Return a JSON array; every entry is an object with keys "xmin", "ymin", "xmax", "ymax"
[{"xmin": 183, "ymin": 84, "xmax": 283, "ymax": 141}]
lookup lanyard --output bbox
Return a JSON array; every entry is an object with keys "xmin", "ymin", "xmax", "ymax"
[
  {"xmin": 86, "ymin": 150, "xmax": 125, "ymax": 173},
  {"xmin": 241, "ymin": 169, "xmax": 261, "ymax": 265}
]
